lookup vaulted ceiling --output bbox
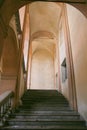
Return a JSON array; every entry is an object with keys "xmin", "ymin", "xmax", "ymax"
[
  {"xmin": 15, "ymin": 0, "xmax": 87, "ymax": 65},
  {"xmin": 0, "ymin": 0, "xmax": 86, "ymax": 67},
  {"xmin": 20, "ymin": 2, "xmax": 62, "ymax": 58},
  {"xmin": 29, "ymin": 2, "xmax": 61, "ymax": 37},
  {"xmin": 19, "ymin": 0, "xmax": 86, "ymax": 61},
  {"xmin": 28, "ymin": 2, "xmax": 62, "ymax": 57}
]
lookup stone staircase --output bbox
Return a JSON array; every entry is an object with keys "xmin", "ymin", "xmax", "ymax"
[{"xmin": 1, "ymin": 90, "xmax": 87, "ymax": 130}]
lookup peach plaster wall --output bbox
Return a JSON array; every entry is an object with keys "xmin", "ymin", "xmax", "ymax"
[{"xmin": 67, "ymin": 4, "xmax": 87, "ymax": 121}]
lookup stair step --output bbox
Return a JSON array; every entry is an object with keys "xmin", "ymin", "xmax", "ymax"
[
  {"xmin": 1, "ymin": 125, "xmax": 87, "ymax": 130},
  {"xmin": 22, "ymin": 96, "xmax": 66, "ymax": 99},
  {"xmin": 24, "ymin": 90, "xmax": 61, "ymax": 95},
  {"xmin": 22, "ymin": 98, "xmax": 67, "ymax": 102},
  {"xmin": 13, "ymin": 109, "xmax": 78, "ymax": 112},
  {"xmin": 22, "ymin": 99, "xmax": 68, "ymax": 102},
  {"xmin": 22, "ymin": 94, "xmax": 65, "ymax": 97},
  {"xmin": 22, "ymin": 101, "xmax": 69, "ymax": 104},
  {"xmin": 7, "ymin": 120, "xmax": 85, "ymax": 126},
  {"xmin": 8, "ymin": 118, "xmax": 83, "ymax": 122},
  {"xmin": 22, "ymin": 101, "xmax": 68, "ymax": 104},
  {"xmin": 11, "ymin": 112, "xmax": 80, "ymax": 116},
  {"xmin": 22, "ymin": 102, "xmax": 68, "ymax": 105},
  {"xmin": 19, "ymin": 107, "xmax": 71, "ymax": 111},
  {"xmin": 1, "ymin": 90, "xmax": 87, "ymax": 130},
  {"xmin": 12, "ymin": 110, "xmax": 79, "ymax": 116},
  {"xmin": 21, "ymin": 104, "xmax": 69, "ymax": 107},
  {"xmin": 11, "ymin": 115, "xmax": 80, "ymax": 119},
  {"xmin": 22, "ymin": 96, "xmax": 65, "ymax": 98}
]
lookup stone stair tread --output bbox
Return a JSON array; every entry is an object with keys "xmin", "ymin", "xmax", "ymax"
[
  {"xmin": 20, "ymin": 105, "xmax": 71, "ymax": 108},
  {"xmin": 7, "ymin": 121, "xmax": 86, "ymax": 126},
  {"xmin": 22, "ymin": 98, "xmax": 65, "ymax": 100},
  {"xmin": 18, "ymin": 109, "xmax": 75, "ymax": 113},
  {"xmin": 22, "ymin": 104, "xmax": 69, "ymax": 107},
  {"xmin": 8, "ymin": 118, "xmax": 84, "ymax": 121},
  {"xmin": 11, "ymin": 113, "xmax": 80, "ymax": 116},
  {"xmin": 11, "ymin": 116, "xmax": 80, "ymax": 120},
  {"xmin": 22, "ymin": 101, "xmax": 68, "ymax": 104},
  {"xmin": 19, "ymin": 108, "xmax": 71, "ymax": 111},
  {"xmin": 1, "ymin": 90, "xmax": 87, "ymax": 130},
  {"xmin": 2, "ymin": 125, "xmax": 87, "ymax": 130}
]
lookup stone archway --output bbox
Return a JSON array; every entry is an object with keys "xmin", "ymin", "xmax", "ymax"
[{"xmin": 0, "ymin": 0, "xmax": 87, "ymax": 61}]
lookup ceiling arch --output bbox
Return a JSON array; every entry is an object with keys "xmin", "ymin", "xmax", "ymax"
[
  {"xmin": 31, "ymin": 30, "xmax": 56, "ymax": 41},
  {"xmin": 29, "ymin": 2, "xmax": 61, "ymax": 38},
  {"xmin": 0, "ymin": 0, "xmax": 86, "ymax": 30},
  {"xmin": 32, "ymin": 38, "xmax": 56, "ymax": 58},
  {"xmin": 29, "ymin": 2, "xmax": 60, "ymax": 60},
  {"xmin": 32, "ymin": 47, "xmax": 55, "ymax": 60},
  {"xmin": 0, "ymin": 0, "xmax": 86, "ymax": 38},
  {"xmin": 0, "ymin": 0, "xmax": 87, "ymax": 61}
]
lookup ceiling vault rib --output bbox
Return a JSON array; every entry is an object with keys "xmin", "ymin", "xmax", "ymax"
[{"xmin": 31, "ymin": 31, "xmax": 55, "ymax": 41}]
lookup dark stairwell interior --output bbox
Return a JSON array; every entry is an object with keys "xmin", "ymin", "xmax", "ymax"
[{"xmin": 1, "ymin": 90, "xmax": 87, "ymax": 130}]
